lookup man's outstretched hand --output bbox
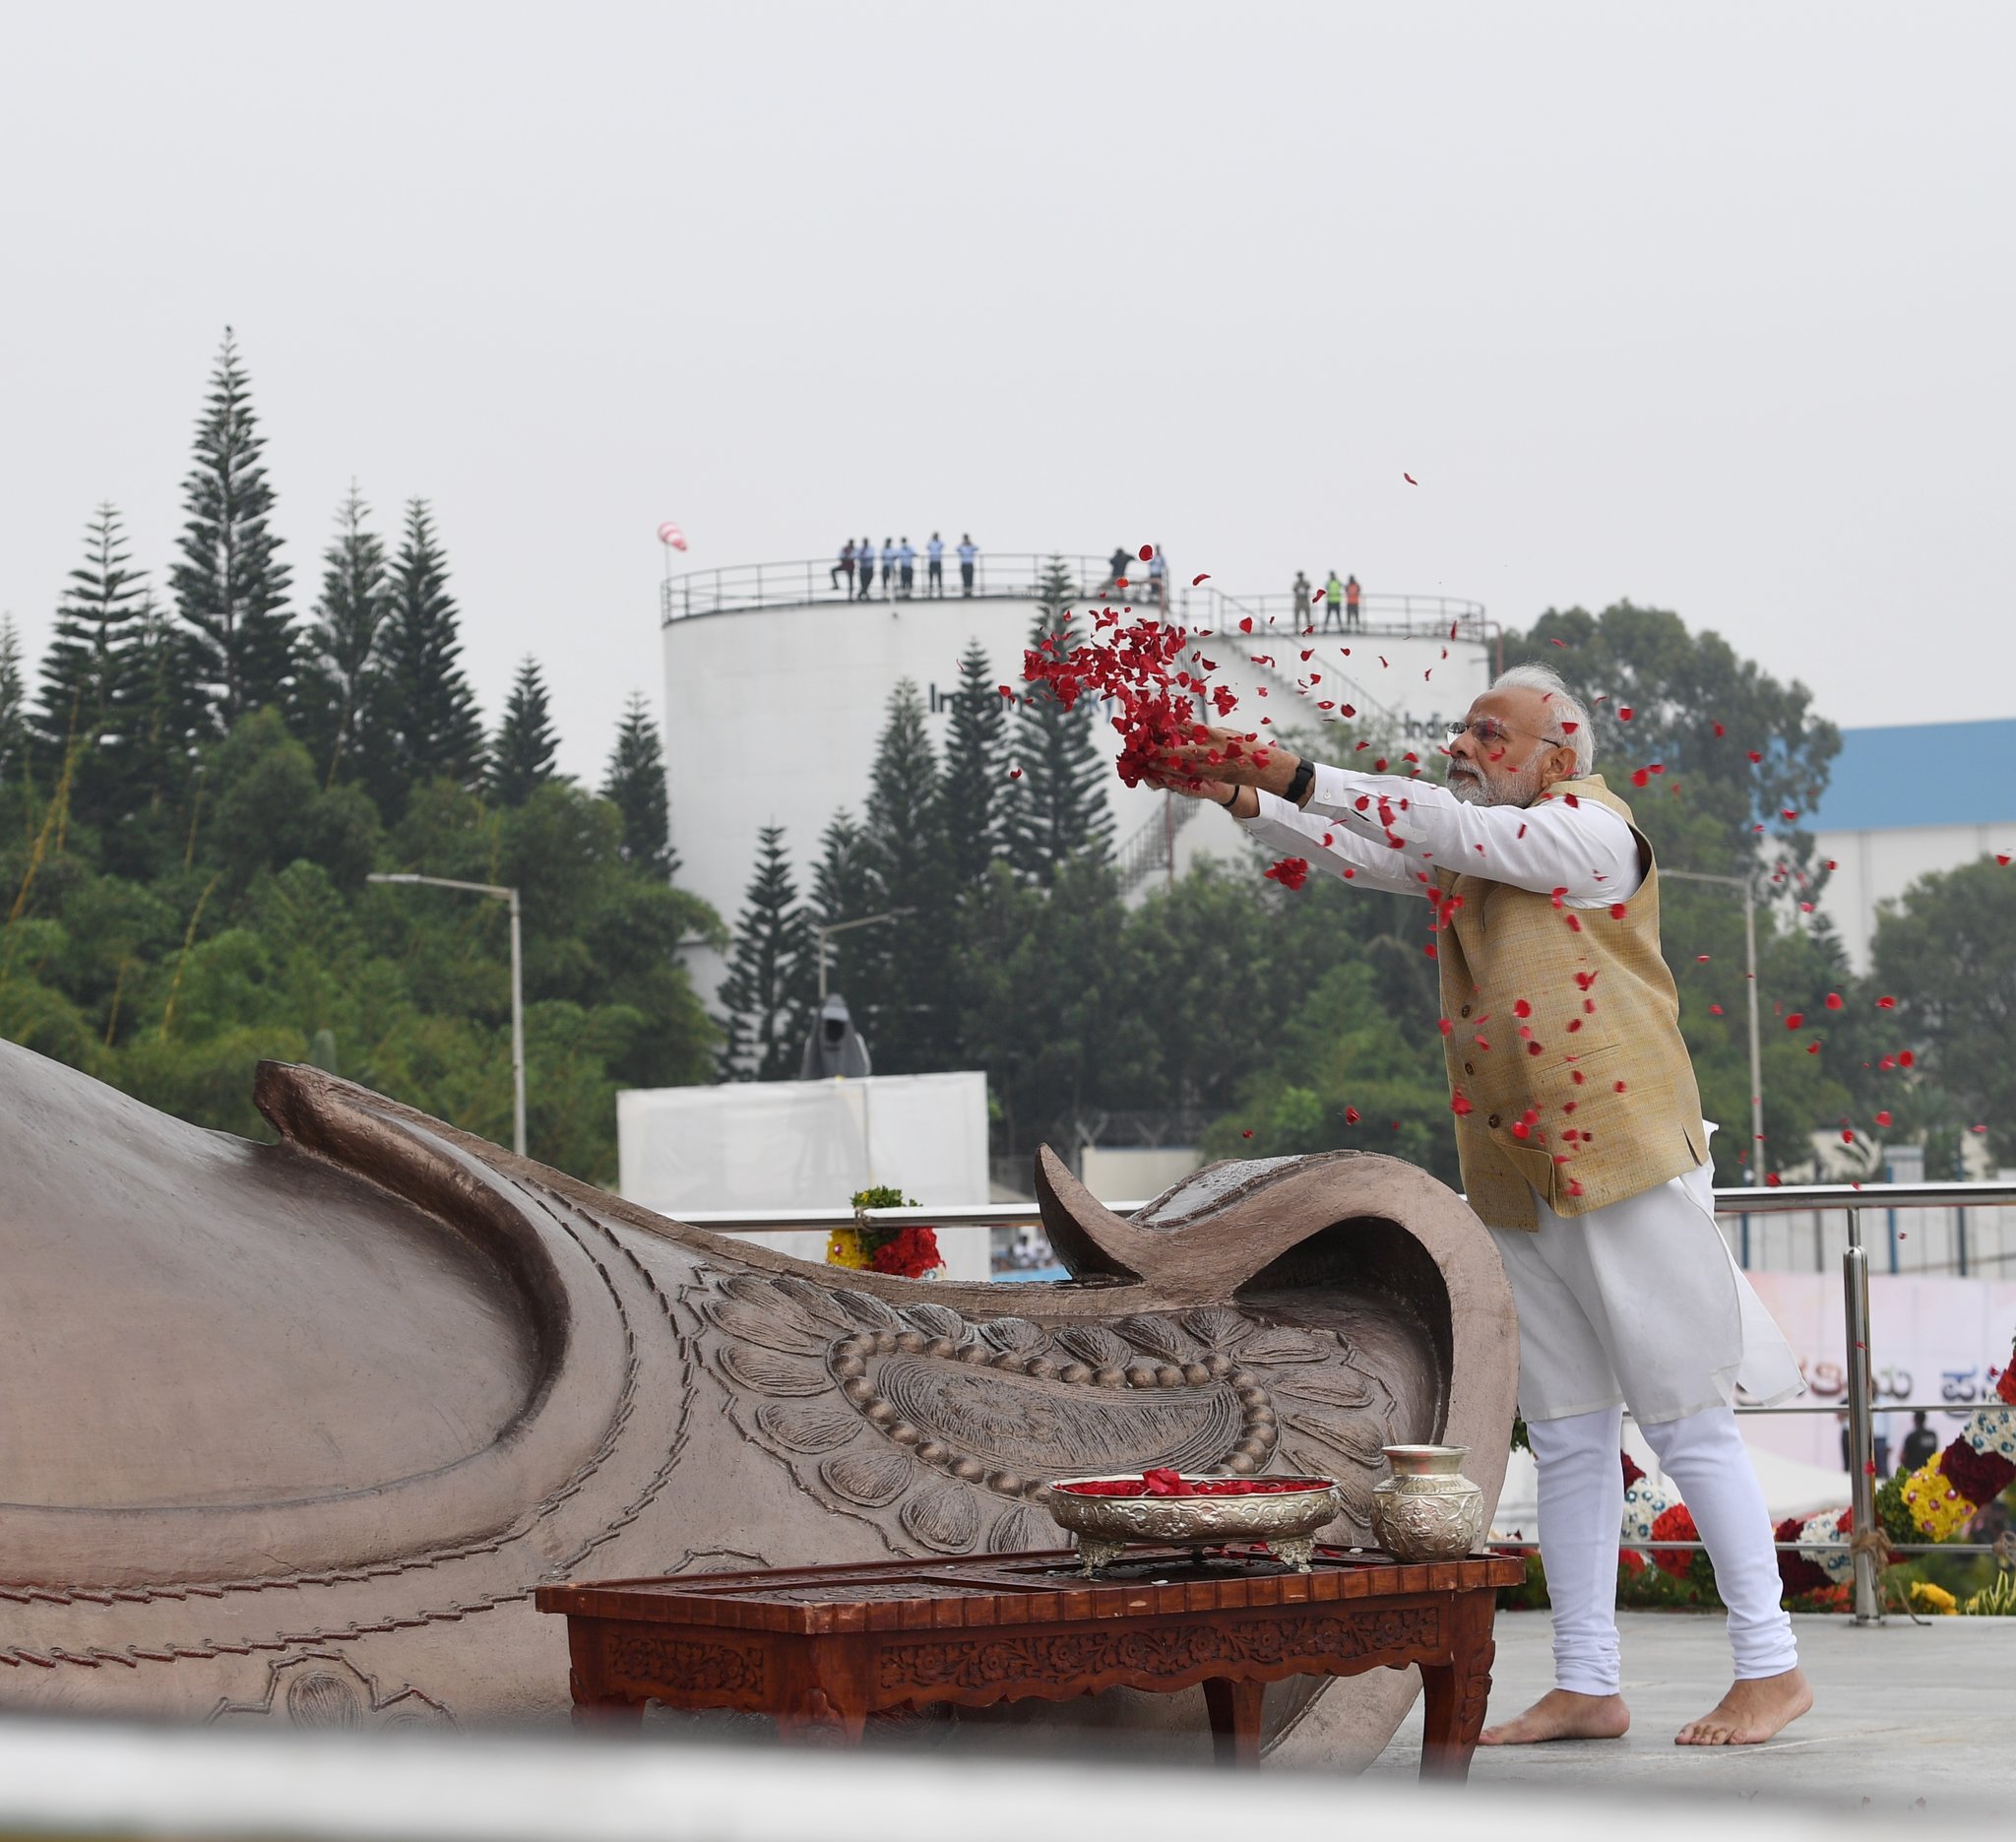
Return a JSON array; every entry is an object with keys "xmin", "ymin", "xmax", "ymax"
[{"xmin": 1151, "ymin": 725, "xmax": 1300, "ymax": 798}]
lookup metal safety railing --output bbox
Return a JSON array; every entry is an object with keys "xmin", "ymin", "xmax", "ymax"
[
  {"xmin": 676, "ymin": 1179, "xmax": 2016, "ymax": 1624},
  {"xmin": 657, "ymin": 552, "xmax": 1491, "ymax": 647},
  {"xmin": 661, "ymin": 553, "xmax": 1131, "ymax": 622}
]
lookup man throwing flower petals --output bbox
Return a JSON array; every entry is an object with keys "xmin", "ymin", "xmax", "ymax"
[{"xmin": 1145, "ymin": 663, "xmax": 1811, "ymax": 1749}]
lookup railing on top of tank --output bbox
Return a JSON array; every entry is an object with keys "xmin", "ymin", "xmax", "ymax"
[
  {"xmin": 661, "ymin": 553, "xmax": 1117, "ymax": 622},
  {"xmin": 659, "ymin": 554, "xmax": 1490, "ymax": 644},
  {"xmin": 673, "ymin": 1179, "xmax": 2016, "ymax": 1621},
  {"xmin": 1183, "ymin": 585, "xmax": 1489, "ymax": 645}
]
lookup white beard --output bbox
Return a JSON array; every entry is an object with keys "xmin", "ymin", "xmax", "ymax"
[{"xmin": 1448, "ymin": 757, "xmax": 1545, "ymax": 807}]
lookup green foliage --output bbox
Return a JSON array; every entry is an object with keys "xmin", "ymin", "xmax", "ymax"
[
  {"xmin": 488, "ymin": 657, "xmax": 563, "ymax": 807},
  {"xmin": 850, "ymin": 1185, "xmax": 914, "ymax": 1210},
  {"xmin": 373, "ymin": 499, "xmax": 483, "ymax": 815},
  {"xmin": 0, "ymin": 616, "xmax": 26, "ymax": 786},
  {"xmin": 856, "ymin": 678, "xmax": 958, "ymax": 1071},
  {"xmin": 602, "ymin": 691, "xmax": 674, "ymax": 878},
  {"xmin": 940, "ymin": 638, "xmax": 1010, "ymax": 887},
  {"xmin": 1502, "ymin": 601, "xmax": 1839, "ymax": 880},
  {"xmin": 1962, "ymin": 1570, "xmax": 2016, "ymax": 1616},
  {"xmin": 1873, "ymin": 856, "xmax": 2016, "ymax": 1166},
  {"xmin": 298, "ymin": 484, "xmax": 391, "ymax": 789},
  {"xmin": 32, "ymin": 505, "xmax": 154, "ymax": 827},
  {"xmin": 718, "ymin": 823, "xmax": 814, "ymax": 1081},
  {"xmin": 1008, "ymin": 559, "xmax": 1113, "ymax": 882},
  {"xmin": 0, "ymin": 698, "xmax": 721, "ymax": 1185},
  {"xmin": 170, "ymin": 329, "xmax": 294, "ymax": 728}
]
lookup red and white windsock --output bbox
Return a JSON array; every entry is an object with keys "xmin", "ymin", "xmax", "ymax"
[{"xmin": 658, "ymin": 520, "xmax": 688, "ymax": 551}]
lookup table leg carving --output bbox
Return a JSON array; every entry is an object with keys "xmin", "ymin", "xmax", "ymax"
[
  {"xmin": 776, "ymin": 1687, "xmax": 868, "ymax": 1747},
  {"xmin": 1418, "ymin": 1591, "xmax": 1494, "ymax": 1783},
  {"xmin": 1201, "ymin": 1677, "xmax": 1267, "ymax": 1768},
  {"xmin": 568, "ymin": 1668, "xmax": 644, "ymax": 1734}
]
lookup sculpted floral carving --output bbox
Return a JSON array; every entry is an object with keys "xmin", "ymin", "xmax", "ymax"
[
  {"xmin": 691, "ymin": 1272, "xmax": 1404, "ymax": 1555},
  {"xmin": 875, "ymin": 1607, "xmax": 1442, "ymax": 1692},
  {"xmin": 604, "ymin": 1632, "xmax": 767, "ymax": 1695}
]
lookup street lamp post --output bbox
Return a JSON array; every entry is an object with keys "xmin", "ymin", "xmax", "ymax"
[
  {"xmin": 1664, "ymin": 869, "xmax": 1764, "ymax": 1192},
  {"xmin": 813, "ymin": 909, "xmax": 914, "ymax": 1001},
  {"xmin": 368, "ymin": 873, "xmax": 526, "ymax": 1158}
]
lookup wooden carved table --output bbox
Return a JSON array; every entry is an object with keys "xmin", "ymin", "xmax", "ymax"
[{"xmin": 537, "ymin": 1548, "xmax": 1524, "ymax": 1779}]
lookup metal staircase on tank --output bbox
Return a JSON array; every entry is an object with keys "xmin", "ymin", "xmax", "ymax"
[
  {"xmin": 1115, "ymin": 793, "xmax": 1212, "ymax": 897},
  {"xmin": 1192, "ymin": 587, "xmax": 1408, "ymax": 737}
]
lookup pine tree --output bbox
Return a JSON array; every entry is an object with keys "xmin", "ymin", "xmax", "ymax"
[
  {"xmin": 488, "ymin": 657, "xmax": 562, "ymax": 806},
  {"xmin": 32, "ymin": 505, "xmax": 153, "ymax": 829},
  {"xmin": 857, "ymin": 677, "xmax": 958, "ymax": 1070},
  {"xmin": 169, "ymin": 328, "xmax": 294, "ymax": 729},
  {"xmin": 0, "ymin": 615, "xmax": 25, "ymax": 788},
  {"xmin": 129, "ymin": 595, "xmax": 210, "ymax": 817},
  {"xmin": 808, "ymin": 809, "xmax": 878, "ymax": 1019},
  {"xmin": 602, "ymin": 691, "xmax": 675, "ymax": 878},
  {"xmin": 939, "ymin": 637, "xmax": 1011, "ymax": 887},
  {"xmin": 717, "ymin": 823, "xmax": 815, "ymax": 1080},
  {"xmin": 1009, "ymin": 557, "xmax": 1114, "ymax": 883},
  {"xmin": 301, "ymin": 484, "xmax": 391, "ymax": 787},
  {"xmin": 375, "ymin": 499, "xmax": 484, "ymax": 813}
]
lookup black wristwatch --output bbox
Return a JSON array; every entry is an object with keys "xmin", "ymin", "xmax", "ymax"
[{"xmin": 1283, "ymin": 756, "xmax": 1315, "ymax": 807}]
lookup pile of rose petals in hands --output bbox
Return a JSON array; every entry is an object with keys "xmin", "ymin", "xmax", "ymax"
[{"xmin": 1022, "ymin": 609, "xmax": 1251, "ymax": 790}]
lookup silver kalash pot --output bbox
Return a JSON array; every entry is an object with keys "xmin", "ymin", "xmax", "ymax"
[{"xmin": 1370, "ymin": 1444, "xmax": 1488, "ymax": 1560}]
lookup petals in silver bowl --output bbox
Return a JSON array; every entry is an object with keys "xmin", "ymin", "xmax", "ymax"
[{"xmin": 1044, "ymin": 1474, "xmax": 1342, "ymax": 1574}]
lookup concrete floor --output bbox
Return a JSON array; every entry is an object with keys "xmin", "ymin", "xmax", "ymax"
[{"xmin": 1366, "ymin": 1608, "xmax": 2016, "ymax": 1810}]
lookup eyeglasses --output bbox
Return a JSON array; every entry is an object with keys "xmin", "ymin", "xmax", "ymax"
[{"xmin": 1445, "ymin": 718, "xmax": 1569, "ymax": 750}]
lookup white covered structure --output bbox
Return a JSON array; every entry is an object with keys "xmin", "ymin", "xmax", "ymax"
[{"xmin": 616, "ymin": 1070, "xmax": 991, "ymax": 1281}]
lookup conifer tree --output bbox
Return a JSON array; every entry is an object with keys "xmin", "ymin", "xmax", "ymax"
[
  {"xmin": 601, "ymin": 691, "xmax": 675, "ymax": 878},
  {"xmin": 32, "ymin": 506, "xmax": 153, "ymax": 827},
  {"xmin": 807, "ymin": 809, "xmax": 878, "ymax": 1025},
  {"xmin": 488, "ymin": 657, "xmax": 562, "ymax": 806},
  {"xmin": 170, "ymin": 328, "xmax": 293, "ymax": 728},
  {"xmin": 858, "ymin": 677, "xmax": 957, "ymax": 1070},
  {"xmin": 0, "ymin": 615, "xmax": 25, "ymax": 788},
  {"xmin": 1009, "ymin": 557, "xmax": 1113, "ymax": 883},
  {"xmin": 301, "ymin": 484, "xmax": 391, "ymax": 786},
  {"xmin": 129, "ymin": 595, "xmax": 210, "ymax": 818},
  {"xmin": 375, "ymin": 499, "xmax": 484, "ymax": 813},
  {"xmin": 939, "ymin": 638, "xmax": 1011, "ymax": 887},
  {"xmin": 717, "ymin": 823, "xmax": 815, "ymax": 1080}
]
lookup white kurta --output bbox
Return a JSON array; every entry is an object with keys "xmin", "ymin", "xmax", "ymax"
[{"xmin": 1225, "ymin": 767, "xmax": 1803, "ymax": 1424}]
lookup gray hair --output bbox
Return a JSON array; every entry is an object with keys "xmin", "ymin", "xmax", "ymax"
[{"xmin": 1490, "ymin": 664, "xmax": 1593, "ymax": 776}]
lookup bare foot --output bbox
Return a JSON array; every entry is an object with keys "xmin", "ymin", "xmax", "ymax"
[
  {"xmin": 1480, "ymin": 1687, "xmax": 1631, "ymax": 1746},
  {"xmin": 1674, "ymin": 1668, "xmax": 1813, "ymax": 1746}
]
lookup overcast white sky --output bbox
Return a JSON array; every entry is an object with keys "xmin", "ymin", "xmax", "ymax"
[{"xmin": 3, "ymin": 2, "xmax": 2011, "ymax": 781}]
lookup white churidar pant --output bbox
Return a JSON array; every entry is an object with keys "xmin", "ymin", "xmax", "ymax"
[{"xmin": 1487, "ymin": 1152, "xmax": 1803, "ymax": 1695}]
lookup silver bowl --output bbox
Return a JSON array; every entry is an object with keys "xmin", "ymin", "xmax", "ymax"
[{"xmin": 1045, "ymin": 1474, "xmax": 1342, "ymax": 1574}]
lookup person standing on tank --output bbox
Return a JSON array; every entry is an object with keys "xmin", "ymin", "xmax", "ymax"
[
  {"xmin": 958, "ymin": 534, "xmax": 978, "ymax": 597},
  {"xmin": 927, "ymin": 533, "xmax": 945, "ymax": 598}
]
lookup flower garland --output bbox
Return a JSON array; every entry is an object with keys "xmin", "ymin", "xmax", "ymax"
[
  {"xmin": 1894, "ymin": 1356, "xmax": 2016, "ymax": 1543},
  {"xmin": 825, "ymin": 1185, "xmax": 945, "ymax": 1279},
  {"xmin": 1620, "ymin": 1471, "xmax": 1676, "ymax": 1556}
]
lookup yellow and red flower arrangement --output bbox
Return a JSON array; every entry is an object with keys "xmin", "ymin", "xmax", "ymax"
[{"xmin": 825, "ymin": 1185, "xmax": 946, "ymax": 1279}]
